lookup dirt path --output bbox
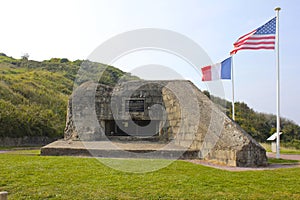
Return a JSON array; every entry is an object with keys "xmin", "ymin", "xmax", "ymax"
[
  {"xmin": 188, "ymin": 153, "xmax": 300, "ymax": 171},
  {"xmin": 188, "ymin": 159, "xmax": 300, "ymax": 171},
  {"xmin": 267, "ymin": 152, "xmax": 300, "ymax": 160}
]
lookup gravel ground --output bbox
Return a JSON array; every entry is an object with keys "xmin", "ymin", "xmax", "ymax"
[
  {"xmin": 188, "ymin": 153, "xmax": 300, "ymax": 171},
  {"xmin": 187, "ymin": 159, "xmax": 300, "ymax": 171},
  {"xmin": 266, "ymin": 152, "xmax": 300, "ymax": 160}
]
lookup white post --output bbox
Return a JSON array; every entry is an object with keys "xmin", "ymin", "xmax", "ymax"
[
  {"xmin": 0, "ymin": 191, "xmax": 8, "ymax": 200},
  {"xmin": 231, "ymin": 55, "xmax": 235, "ymax": 121},
  {"xmin": 275, "ymin": 7, "xmax": 281, "ymax": 159}
]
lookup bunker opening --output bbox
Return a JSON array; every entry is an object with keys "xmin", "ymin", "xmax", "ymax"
[{"xmin": 104, "ymin": 120, "xmax": 160, "ymax": 137}]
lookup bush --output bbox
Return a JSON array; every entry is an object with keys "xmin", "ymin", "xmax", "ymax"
[
  {"xmin": 282, "ymin": 139, "xmax": 300, "ymax": 150},
  {"xmin": 60, "ymin": 58, "xmax": 69, "ymax": 63}
]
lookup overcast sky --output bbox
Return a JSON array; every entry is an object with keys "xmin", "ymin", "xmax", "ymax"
[{"xmin": 1, "ymin": 0, "xmax": 300, "ymax": 125}]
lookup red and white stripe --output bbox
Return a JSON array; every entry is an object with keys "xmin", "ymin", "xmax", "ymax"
[
  {"xmin": 201, "ymin": 63, "xmax": 222, "ymax": 81},
  {"xmin": 230, "ymin": 30, "xmax": 275, "ymax": 55}
]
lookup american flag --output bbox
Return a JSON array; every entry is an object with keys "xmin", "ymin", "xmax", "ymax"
[{"xmin": 230, "ymin": 17, "xmax": 276, "ymax": 55}]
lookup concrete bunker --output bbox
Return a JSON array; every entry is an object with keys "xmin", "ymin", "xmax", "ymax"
[{"xmin": 43, "ymin": 80, "xmax": 268, "ymax": 167}]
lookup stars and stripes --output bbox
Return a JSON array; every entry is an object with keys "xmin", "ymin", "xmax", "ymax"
[{"xmin": 230, "ymin": 17, "xmax": 276, "ymax": 55}]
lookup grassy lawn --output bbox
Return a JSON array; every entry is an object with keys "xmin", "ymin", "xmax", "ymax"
[
  {"xmin": 0, "ymin": 151, "xmax": 300, "ymax": 200},
  {"xmin": 268, "ymin": 158, "xmax": 299, "ymax": 164},
  {"xmin": 280, "ymin": 148, "xmax": 300, "ymax": 154}
]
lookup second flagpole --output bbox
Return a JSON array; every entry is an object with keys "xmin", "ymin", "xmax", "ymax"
[
  {"xmin": 231, "ymin": 55, "xmax": 235, "ymax": 121},
  {"xmin": 275, "ymin": 7, "xmax": 281, "ymax": 159}
]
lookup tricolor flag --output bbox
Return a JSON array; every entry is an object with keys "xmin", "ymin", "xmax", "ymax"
[
  {"xmin": 230, "ymin": 17, "xmax": 276, "ymax": 55},
  {"xmin": 201, "ymin": 57, "xmax": 232, "ymax": 81}
]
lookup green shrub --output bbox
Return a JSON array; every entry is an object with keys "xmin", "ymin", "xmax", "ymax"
[{"xmin": 282, "ymin": 139, "xmax": 300, "ymax": 150}]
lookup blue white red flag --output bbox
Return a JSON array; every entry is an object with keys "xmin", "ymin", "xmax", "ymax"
[
  {"xmin": 201, "ymin": 57, "xmax": 231, "ymax": 81},
  {"xmin": 230, "ymin": 17, "xmax": 276, "ymax": 55}
]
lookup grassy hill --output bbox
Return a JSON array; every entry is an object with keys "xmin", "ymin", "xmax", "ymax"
[
  {"xmin": 0, "ymin": 54, "xmax": 136, "ymax": 139},
  {"xmin": 0, "ymin": 53, "xmax": 299, "ymax": 148}
]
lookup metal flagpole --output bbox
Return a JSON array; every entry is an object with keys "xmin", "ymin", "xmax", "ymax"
[
  {"xmin": 231, "ymin": 55, "xmax": 235, "ymax": 121},
  {"xmin": 275, "ymin": 7, "xmax": 281, "ymax": 159}
]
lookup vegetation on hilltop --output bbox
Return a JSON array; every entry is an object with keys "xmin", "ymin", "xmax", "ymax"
[
  {"xmin": 0, "ymin": 54, "xmax": 137, "ymax": 139},
  {"xmin": 205, "ymin": 91, "xmax": 300, "ymax": 149}
]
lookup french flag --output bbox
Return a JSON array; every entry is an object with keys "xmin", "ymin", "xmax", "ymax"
[{"xmin": 201, "ymin": 57, "xmax": 232, "ymax": 81}]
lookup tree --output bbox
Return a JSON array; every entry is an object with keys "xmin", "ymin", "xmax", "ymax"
[
  {"xmin": 22, "ymin": 53, "xmax": 29, "ymax": 60},
  {"xmin": 21, "ymin": 53, "xmax": 30, "ymax": 68}
]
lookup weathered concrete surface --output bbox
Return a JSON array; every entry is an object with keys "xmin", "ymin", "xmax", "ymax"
[
  {"xmin": 41, "ymin": 140, "xmax": 198, "ymax": 159},
  {"xmin": 42, "ymin": 80, "xmax": 268, "ymax": 167}
]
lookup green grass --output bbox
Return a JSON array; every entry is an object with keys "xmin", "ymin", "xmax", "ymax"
[
  {"xmin": 280, "ymin": 148, "xmax": 300, "ymax": 154},
  {"xmin": 0, "ymin": 55, "xmax": 138, "ymax": 139},
  {"xmin": 2, "ymin": 149, "xmax": 40, "ymax": 155},
  {"xmin": 0, "ymin": 151, "xmax": 300, "ymax": 199},
  {"xmin": 268, "ymin": 158, "xmax": 299, "ymax": 164}
]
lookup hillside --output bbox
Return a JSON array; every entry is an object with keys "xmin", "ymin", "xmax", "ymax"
[
  {"xmin": 0, "ymin": 53, "xmax": 137, "ymax": 139},
  {"xmin": 205, "ymin": 92, "xmax": 300, "ymax": 149},
  {"xmin": 0, "ymin": 53, "xmax": 299, "ymax": 148}
]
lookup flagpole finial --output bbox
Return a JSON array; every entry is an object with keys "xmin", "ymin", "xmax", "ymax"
[{"xmin": 275, "ymin": 7, "xmax": 281, "ymax": 11}]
